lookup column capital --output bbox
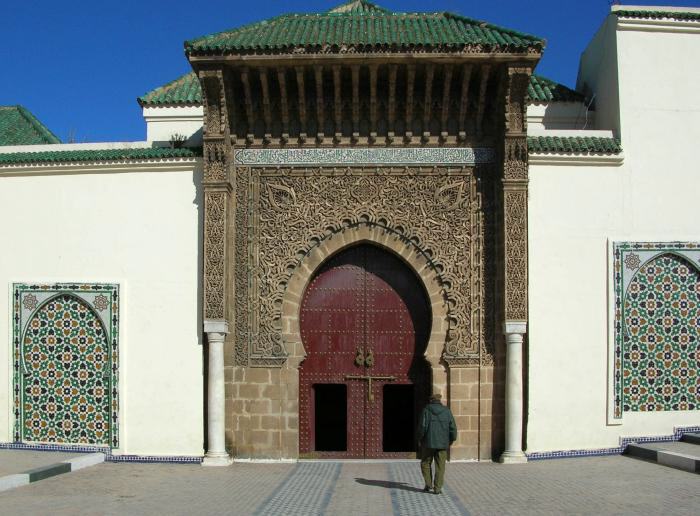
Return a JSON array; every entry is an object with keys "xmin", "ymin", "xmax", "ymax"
[
  {"xmin": 204, "ymin": 319, "xmax": 229, "ymax": 335},
  {"xmin": 503, "ymin": 320, "xmax": 527, "ymax": 335}
]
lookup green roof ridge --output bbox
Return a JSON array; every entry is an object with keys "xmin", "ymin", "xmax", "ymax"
[
  {"xmin": 327, "ymin": 0, "xmax": 392, "ymax": 14},
  {"xmin": 528, "ymin": 75, "xmax": 585, "ymax": 103},
  {"xmin": 527, "ymin": 136, "xmax": 622, "ymax": 155},
  {"xmin": 0, "ymin": 146, "xmax": 202, "ymax": 166},
  {"xmin": 614, "ymin": 10, "xmax": 700, "ymax": 21},
  {"xmin": 185, "ymin": 3, "xmax": 545, "ymax": 55},
  {"xmin": 0, "ymin": 105, "xmax": 61, "ymax": 146},
  {"xmin": 15, "ymin": 106, "xmax": 62, "ymax": 144},
  {"xmin": 138, "ymin": 72, "xmax": 202, "ymax": 106}
]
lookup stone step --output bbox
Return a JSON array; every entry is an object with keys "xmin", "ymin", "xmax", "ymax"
[
  {"xmin": 681, "ymin": 432, "xmax": 700, "ymax": 445},
  {"xmin": 626, "ymin": 441, "xmax": 700, "ymax": 474}
]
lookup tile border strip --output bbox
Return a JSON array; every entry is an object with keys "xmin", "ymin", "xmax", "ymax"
[
  {"xmin": 0, "ymin": 442, "xmax": 202, "ymax": 463},
  {"xmin": 527, "ymin": 425, "xmax": 700, "ymax": 460},
  {"xmin": 233, "ymin": 147, "xmax": 496, "ymax": 166}
]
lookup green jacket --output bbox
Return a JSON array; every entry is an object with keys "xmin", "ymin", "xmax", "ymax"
[{"xmin": 417, "ymin": 401, "xmax": 457, "ymax": 450}]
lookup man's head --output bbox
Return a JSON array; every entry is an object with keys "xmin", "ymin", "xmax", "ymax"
[{"xmin": 429, "ymin": 393, "xmax": 442, "ymax": 402}]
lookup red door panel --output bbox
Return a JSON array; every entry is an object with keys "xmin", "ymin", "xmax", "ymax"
[{"xmin": 299, "ymin": 244, "xmax": 430, "ymax": 459}]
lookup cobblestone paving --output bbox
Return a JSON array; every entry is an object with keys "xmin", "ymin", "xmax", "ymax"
[{"xmin": 0, "ymin": 455, "xmax": 698, "ymax": 515}]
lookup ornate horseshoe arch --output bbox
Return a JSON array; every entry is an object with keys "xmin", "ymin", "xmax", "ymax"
[
  {"xmin": 280, "ymin": 220, "xmax": 450, "ymax": 369},
  {"xmin": 231, "ymin": 165, "xmax": 494, "ymax": 369}
]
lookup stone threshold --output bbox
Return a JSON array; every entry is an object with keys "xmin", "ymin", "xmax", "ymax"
[{"xmin": 0, "ymin": 453, "xmax": 105, "ymax": 493}]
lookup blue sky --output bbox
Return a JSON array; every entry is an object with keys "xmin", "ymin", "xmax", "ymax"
[{"xmin": 3, "ymin": 0, "xmax": 698, "ymax": 143}]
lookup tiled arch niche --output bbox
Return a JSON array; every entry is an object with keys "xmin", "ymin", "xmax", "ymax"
[
  {"xmin": 611, "ymin": 242, "xmax": 700, "ymax": 421},
  {"xmin": 13, "ymin": 283, "xmax": 119, "ymax": 447}
]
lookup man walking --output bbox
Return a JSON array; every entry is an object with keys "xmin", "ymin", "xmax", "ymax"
[{"xmin": 417, "ymin": 393, "xmax": 457, "ymax": 495}]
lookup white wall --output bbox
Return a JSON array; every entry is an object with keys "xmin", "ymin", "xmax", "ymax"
[
  {"xmin": 528, "ymin": 10, "xmax": 700, "ymax": 452},
  {"xmin": 577, "ymin": 14, "xmax": 620, "ymax": 137},
  {"xmin": 143, "ymin": 106, "xmax": 204, "ymax": 145},
  {"xmin": 0, "ymin": 159, "xmax": 204, "ymax": 457}
]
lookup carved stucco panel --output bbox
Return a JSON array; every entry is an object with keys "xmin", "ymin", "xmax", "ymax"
[
  {"xmin": 204, "ymin": 191, "xmax": 228, "ymax": 320},
  {"xmin": 503, "ymin": 188, "xmax": 528, "ymax": 321},
  {"xmin": 232, "ymin": 166, "xmax": 494, "ymax": 367}
]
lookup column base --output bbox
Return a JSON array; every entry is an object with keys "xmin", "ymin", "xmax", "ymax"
[
  {"xmin": 499, "ymin": 451, "xmax": 528, "ymax": 464},
  {"xmin": 202, "ymin": 453, "xmax": 233, "ymax": 467}
]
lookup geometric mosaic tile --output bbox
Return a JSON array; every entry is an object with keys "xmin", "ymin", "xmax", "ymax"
[
  {"xmin": 612, "ymin": 243, "xmax": 700, "ymax": 419},
  {"xmin": 13, "ymin": 283, "xmax": 119, "ymax": 448}
]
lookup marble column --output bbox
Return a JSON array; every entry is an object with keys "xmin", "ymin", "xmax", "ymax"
[
  {"xmin": 500, "ymin": 321, "xmax": 528, "ymax": 464},
  {"xmin": 202, "ymin": 320, "xmax": 233, "ymax": 466}
]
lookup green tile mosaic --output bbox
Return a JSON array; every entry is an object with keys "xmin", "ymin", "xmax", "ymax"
[
  {"xmin": 613, "ymin": 243, "xmax": 700, "ymax": 419},
  {"xmin": 14, "ymin": 284, "xmax": 119, "ymax": 448}
]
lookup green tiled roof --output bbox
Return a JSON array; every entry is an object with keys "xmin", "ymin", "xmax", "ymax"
[
  {"xmin": 185, "ymin": 1, "xmax": 544, "ymax": 56},
  {"xmin": 528, "ymin": 136, "xmax": 622, "ymax": 155},
  {"xmin": 614, "ymin": 10, "xmax": 700, "ymax": 21},
  {"xmin": 0, "ymin": 146, "xmax": 202, "ymax": 166},
  {"xmin": 328, "ymin": 0, "xmax": 391, "ymax": 14},
  {"xmin": 0, "ymin": 106, "xmax": 61, "ymax": 146},
  {"xmin": 528, "ymin": 75, "xmax": 584, "ymax": 104},
  {"xmin": 140, "ymin": 72, "xmax": 581, "ymax": 107},
  {"xmin": 138, "ymin": 72, "xmax": 202, "ymax": 106}
]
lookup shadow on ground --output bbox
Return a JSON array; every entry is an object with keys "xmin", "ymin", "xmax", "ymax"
[{"xmin": 354, "ymin": 478, "xmax": 424, "ymax": 493}]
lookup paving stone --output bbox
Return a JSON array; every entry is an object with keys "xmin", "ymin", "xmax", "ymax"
[
  {"xmin": 0, "ymin": 450, "xmax": 86, "ymax": 476},
  {"xmin": 0, "ymin": 456, "xmax": 698, "ymax": 515}
]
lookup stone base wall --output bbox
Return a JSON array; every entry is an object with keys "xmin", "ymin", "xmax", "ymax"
[
  {"xmin": 447, "ymin": 360, "xmax": 505, "ymax": 461},
  {"xmin": 224, "ymin": 359, "xmax": 504, "ymax": 460},
  {"xmin": 224, "ymin": 365, "xmax": 299, "ymax": 459}
]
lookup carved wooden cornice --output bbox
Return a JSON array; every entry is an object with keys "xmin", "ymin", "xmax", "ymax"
[{"xmin": 195, "ymin": 61, "xmax": 525, "ymax": 148}]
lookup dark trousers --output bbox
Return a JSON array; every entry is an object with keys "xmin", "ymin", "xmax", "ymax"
[{"xmin": 420, "ymin": 447, "xmax": 447, "ymax": 491}]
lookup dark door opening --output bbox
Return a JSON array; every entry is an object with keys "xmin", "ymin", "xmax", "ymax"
[
  {"xmin": 382, "ymin": 384, "xmax": 415, "ymax": 452},
  {"xmin": 314, "ymin": 384, "xmax": 348, "ymax": 452}
]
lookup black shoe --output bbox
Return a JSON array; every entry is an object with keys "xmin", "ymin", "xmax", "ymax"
[
  {"xmin": 423, "ymin": 486, "xmax": 432, "ymax": 493},
  {"xmin": 433, "ymin": 489, "xmax": 442, "ymax": 495}
]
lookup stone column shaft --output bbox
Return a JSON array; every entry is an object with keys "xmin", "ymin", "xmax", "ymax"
[
  {"xmin": 203, "ymin": 320, "xmax": 232, "ymax": 466},
  {"xmin": 500, "ymin": 321, "xmax": 527, "ymax": 464}
]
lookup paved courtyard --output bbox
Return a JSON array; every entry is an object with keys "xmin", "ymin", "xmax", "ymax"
[{"xmin": 0, "ymin": 455, "xmax": 697, "ymax": 515}]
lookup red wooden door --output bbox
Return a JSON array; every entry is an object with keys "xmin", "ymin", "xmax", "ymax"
[{"xmin": 299, "ymin": 244, "xmax": 430, "ymax": 458}]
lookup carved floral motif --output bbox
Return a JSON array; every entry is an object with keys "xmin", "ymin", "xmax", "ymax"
[
  {"xmin": 204, "ymin": 191, "xmax": 227, "ymax": 320},
  {"xmin": 503, "ymin": 189, "xmax": 528, "ymax": 320},
  {"xmin": 233, "ymin": 166, "xmax": 496, "ymax": 366}
]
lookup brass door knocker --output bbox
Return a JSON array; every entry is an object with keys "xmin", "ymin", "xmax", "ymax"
[
  {"xmin": 365, "ymin": 349, "xmax": 374, "ymax": 367},
  {"xmin": 355, "ymin": 347, "xmax": 365, "ymax": 367}
]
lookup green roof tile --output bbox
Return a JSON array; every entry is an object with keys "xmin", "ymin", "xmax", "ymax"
[
  {"xmin": 328, "ymin": 0, "xmax": 391, "ymax": 14},
  {"xmin": 138, "ymin": 72, "xmax": 202, "ymax": 106},
  {"xmin": 527, "ymin": 136, "xmax": 622, "ymax": 155},
  {"xmin": 528, "ymin": 75, "xmax": 584, "ymax": 104},
  {"xmin": 0, "ymin": 106, "xmax": 61, "ymax": 146},
  {"xmin": 141, "ymin": 72, "xmax": 581, "ymax": 107},
  {"xmin": 614, "ymin": 10, "xmax": 700, "ymax": 22},
  {"xmin": 185, "ymin": 1, "xmax": 544, "ymax": 56},
  {"xmin": 0, "ymin": 146, "xmax": 202, "ymax": 166}
]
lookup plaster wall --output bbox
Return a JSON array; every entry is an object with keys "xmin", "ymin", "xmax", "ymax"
[
  {"xmin": 143, "ymin": 105, "xmax": 204, "ymax": 145},
  {"xmin": 0, "ymin": 163, "xmax": 204, "ymax": 457},
  {"xmin": 527, "ymin": 15, "xmax": 700, "ymax": 453},
  {"xmin": 577, "ymin": 15, "xmax": 620, "ymax": 136}
]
